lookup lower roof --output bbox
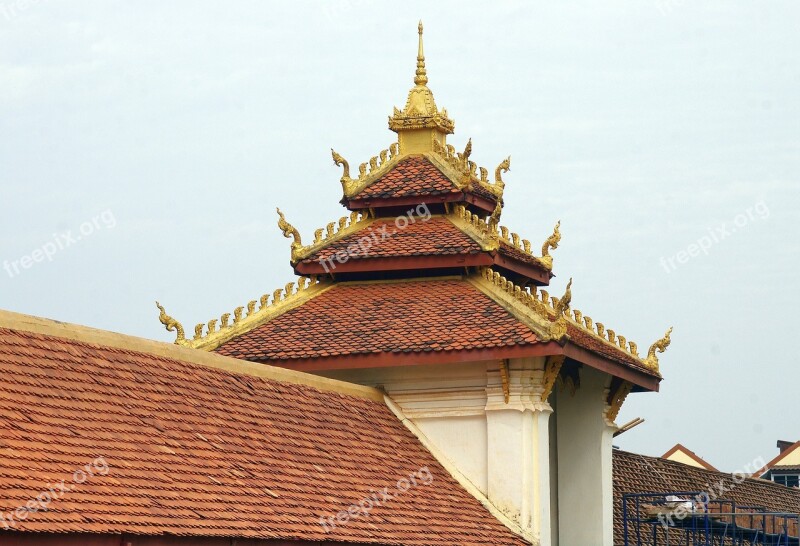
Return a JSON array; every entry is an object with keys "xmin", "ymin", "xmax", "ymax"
[
  {"xmin": 0, "ymin": 311, "xmax": 528, "ymax": 545},
  {"xmin": 613, "ymin": 449, "xmax": 800, "ymax": 545},
  {"xmin": 209, "ymin": 276, "xmax": 661, "ymax": 390},
  {"xmin": 214, "ymin": 278, "xmax": 540, "ymax": 361}
]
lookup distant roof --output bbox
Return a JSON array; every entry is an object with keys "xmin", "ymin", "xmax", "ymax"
[
  {"xmin": 0, "ymin": 310, "xmax": 528, "ymax": 545},
  {"xmin": 661, "ymin": 443, "xmax": 718, "ymax": 471},
  {"xmin": 756, "ymin": 440, "xmax": 800, "ymax": 477},
  {"xmin": 613, "ymin": 449, "xmax": 800, "ymax": 545}
]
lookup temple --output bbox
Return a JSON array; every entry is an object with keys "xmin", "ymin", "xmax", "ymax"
[{"xmin": 154, "ymin": 22, "xmax": 673, "ymax": 546}]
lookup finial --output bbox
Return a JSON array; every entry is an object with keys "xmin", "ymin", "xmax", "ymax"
[
  {"xmin": 462, "ymin": 138, "xmax": 472, "ymax": 161},
  {"xmin": 155, "ymin": 301, "xmax": 185, "ymax": 344},
  {"xmin": 541, "ymin": 220, "xmax": 561, "ymax": 266},
  {"xmin": 554, "ymin": 278, "xmax": 573, "ymax": 318},
  {"xmin": 415, "ymin": 21, "xmax": 428, "ymax": 86},
  {"xmin": 645, "ymin": 327, "xmax": 673, "ymax": 369},
  {"xmin": 276, "ymin": 208, "xmax": 304, "ymax": 262}
]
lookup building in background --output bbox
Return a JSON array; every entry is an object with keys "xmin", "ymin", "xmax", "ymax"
[
  {"xmin": 661, "ymin": 443, "xmax": 717, "ymax": 471},
  {"xmin": 758, "ymin": 440, "xmax": 800, "ymax": 488}
]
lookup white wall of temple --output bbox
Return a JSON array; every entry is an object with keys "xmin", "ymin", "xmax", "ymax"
[
  {"xmin": 554, "ymin": 366, "xmax": 616, "ymax": 546},
  {"xmin": 319, "ymin": 359, "xmax": 620, "ymax": 546}
]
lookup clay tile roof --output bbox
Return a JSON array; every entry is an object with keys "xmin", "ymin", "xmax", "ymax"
[
  {"xmin": 215, "ymin": 279, "xmax": 540, "ymax": 362},
  {"xmin": 300, "ymin": 217, "xmax": 484, "ymax": 265},
  {"xmin": 613, "ymin": 449, "xmax": 800, "ymax": 545},
  {"xmin": 355, "ymin": 156, "xmax": 460, "ymax": 200},
  {"xmin": 0, "ymin": 319, "xmax": 529, "ymax": 545},
  {"xmin": 566, "ymin": 322, "xmax": 656, "ymax": 376}
]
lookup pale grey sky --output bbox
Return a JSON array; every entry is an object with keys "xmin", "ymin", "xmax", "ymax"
[{"xmin": 1, "ymin": 1, "xmax": 798, "ymax": 470}]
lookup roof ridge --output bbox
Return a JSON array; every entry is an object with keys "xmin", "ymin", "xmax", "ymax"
[
  {"xmin": 157, "ymin": 276, "xmax": 335, "ymax": 351},
  {"xmin": 277, "ymin": 209, "xmax": 374, "ymax": 264},
  {"xmin": 448, "ymin": 204, "xmax": 558, "ymax": 270},
  {"xmin": 473, "ymin": 267, "xmax": 670, "ymax": 373},
  {"xmin": 0, "ymin": 309, "xmax": 383, "ymax": 401}
]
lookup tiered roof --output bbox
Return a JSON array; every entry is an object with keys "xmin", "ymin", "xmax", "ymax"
[{"xmin": 157, "ymin": 23, "xmax": 672, "ymax": 393}]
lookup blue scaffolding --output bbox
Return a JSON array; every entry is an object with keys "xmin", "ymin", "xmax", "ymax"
[{"xmin": 622, "ymin": 492, "xmax": 799, "ymax": 545}]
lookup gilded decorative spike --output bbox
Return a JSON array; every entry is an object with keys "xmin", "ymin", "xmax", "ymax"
[
  {"xmin": 489, "ymin": 201, "xmax": 502, "ymax": 228},
  {"xmin": 645, "ymin": 327, "xmax": 673, "ymax": 369},
  {"xmin": 461, "ymin": 138, "xmax": 473, "ymax": 162},
  {"xmin": 540, "ymin": 220, "xmax": 561, "ymax": 268},
  {"xmin": 276, "ymin": 208, "xmax": 303, "ymax": 261},
  {"xmin": 220, "ymin": 313, "xmax": 230, "ymax": 329},
  {"xmin": 155, "ymin": 301, "xmax": 186, "ymax": 344},
  {"xmin": 553, "ymin": 278, "xmax": 573, "ymax": 318},
  {"xmin": 495, "ymin": 156, "xmax": 510, "ymax": 185},
  {"xmin": 233, "ymin": 307, "xmax": 244, "ymax": 324},
  {"xmin": 331, "ymin": 148, "xmax": 350, "ymax": 186},
  {"xmin": 247, "ymin": 301, "xmax": 257, "ymax": 316},
  {"xmin": 193, "ymin": 324, "xmax": 204, "ymax": 340}
]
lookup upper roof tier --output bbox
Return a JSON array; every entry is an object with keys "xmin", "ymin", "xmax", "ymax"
[{"xmin": 333, "ymin": 23, "xmax": 509, "ymax": 215}]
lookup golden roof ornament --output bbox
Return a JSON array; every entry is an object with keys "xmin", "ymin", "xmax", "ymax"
[
  {"xmin": 155, "ymin": 301, "xmax": 187, "ymax": 345},
  {"xmin": 389, "ymin": 21, "xmax": 454, "ymax": 154},
  {"xmin": 276, "ymin": 208, "xmax": 303, "ymax": 262},
  {"xmin": 553, "ymin": 278, "xmax": 573, "ymax": 318},
  {"xmin": 645, "ymin": 327, "xmax": 673, "ymax": 370},
  {"xmin": 540, "ymin": 220, "xmax": 561, "ymax": 268}
]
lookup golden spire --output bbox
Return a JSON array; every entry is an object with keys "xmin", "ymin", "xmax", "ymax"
[
  {"xmin": 414, "ymin": 21, "xmax": 428, "ymax": 86},
  {"xmin": 389, "ymin": 21, "xmax": 454, "ymax": 154}
]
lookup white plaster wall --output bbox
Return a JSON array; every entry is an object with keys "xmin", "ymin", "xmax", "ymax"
[
  {"xmin": 555, "ymin": 366, "xmax": 615, "ymax": 546},
  {"xmin": 414, "ymin": 415, "xmax": 488, "ymax": 493}
]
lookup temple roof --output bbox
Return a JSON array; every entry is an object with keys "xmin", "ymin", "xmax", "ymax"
[
  {"xmin": 0, "ymin": 311, "xmax": 529, "ymax": 545},
  {"xmin": 156, "ymin": 22, "xmax": 671, "ymax": 393},
  {"xmin": 159, "ymin": 269, "xmax": 665, "ymax": 390}
]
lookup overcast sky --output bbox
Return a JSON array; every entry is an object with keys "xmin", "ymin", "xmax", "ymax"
[{"xmin": 1, "ymin": 1, "xmax": 798, "ymax": 470}]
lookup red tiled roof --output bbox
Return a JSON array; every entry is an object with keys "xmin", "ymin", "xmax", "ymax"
[
  {"xmin": 613, "ymin": 449, "xmax": 800, "ymax": 545},
  {"xmin": 499, "ymin": 241, "xmax": 544, "ymax": 268},
  {"xmin": 355, "ymin": 156, "xmax": 460, "ymax": 200},
  {"xmin": 215, "ymin": 279, "xmax": 540, "ymax": 361},
  {"xmin": 566, "ymin": 323, "xmax": 656, "ymax": 375},
  {"xmin": 0, "ymin": 323, "xmax": 528, "ymax": 545},
  {"xmin": 299, "ymin": 217, "xmax": 483, "ymax": 265}
]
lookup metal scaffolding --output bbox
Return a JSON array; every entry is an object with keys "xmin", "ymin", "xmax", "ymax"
[{"xmin": 622, "ymin": 491, "xmax": 799, "ymax": 545}]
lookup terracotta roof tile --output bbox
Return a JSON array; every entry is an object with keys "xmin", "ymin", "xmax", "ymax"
[
  {"xmin": 0, "ymin": 326, "xmax": 528, "ymax": 545},
  {"xmin": 300, "ymin": 217, "xmax": 483, "ymax": 265},
  {"xmin": 566, "ymin": 323, "xmax": 657, "ymax": 376},
  {"xmin": 215, "ymin": 279, "xmax": 540, "ymax": 361},
  {"xmin": 356, "ymin": 156, "xmax": 460, "ymax": 199}
]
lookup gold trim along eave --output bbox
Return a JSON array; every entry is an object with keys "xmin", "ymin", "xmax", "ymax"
[
  {"xmin": 157, "ymin": 277, "xmax": 335, "ymax": 352},
  {"xmin": 467, "ymin": 268, "xmax": 566, "ymax": 343}
]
